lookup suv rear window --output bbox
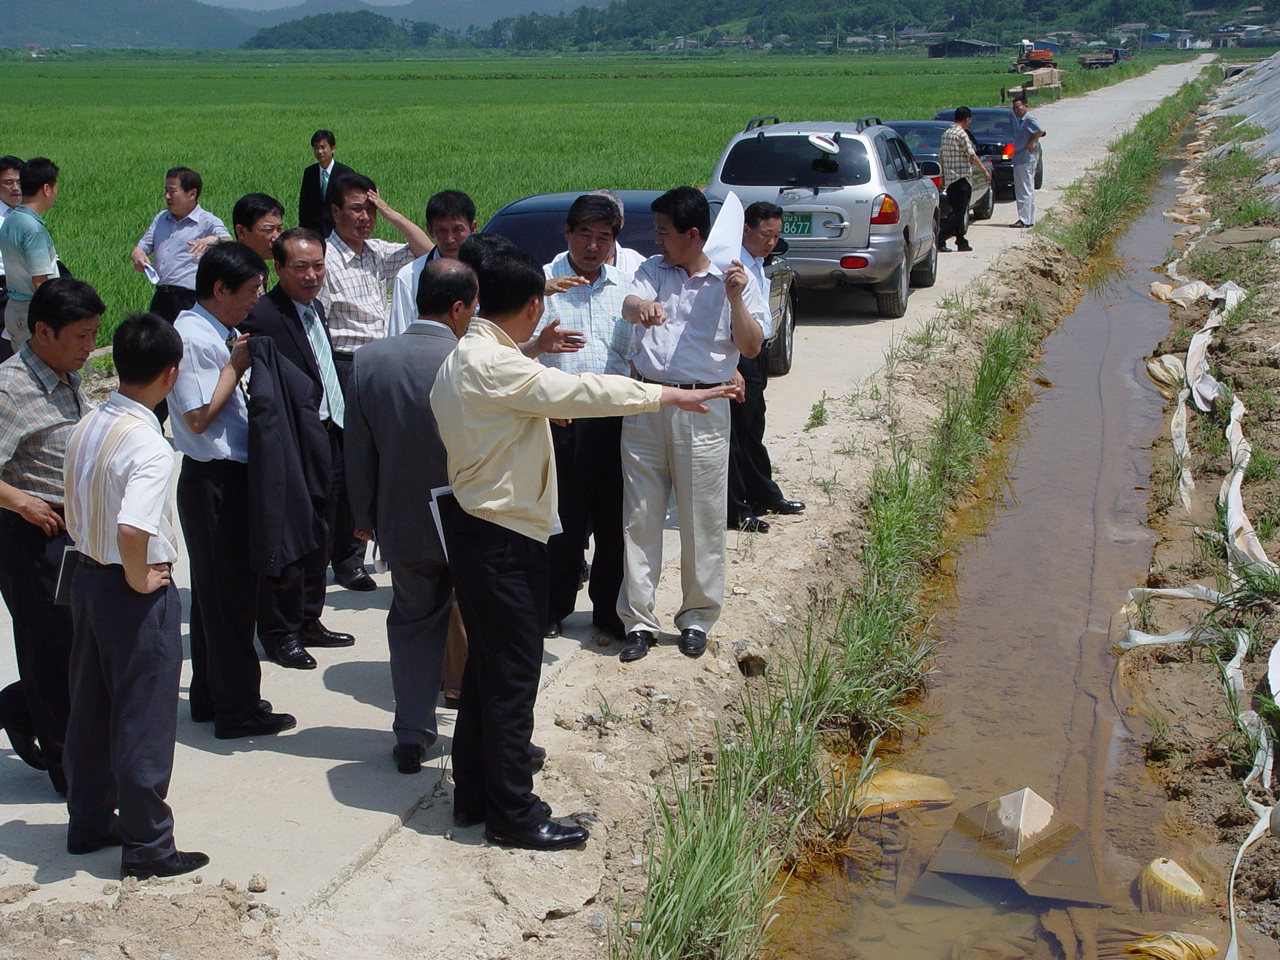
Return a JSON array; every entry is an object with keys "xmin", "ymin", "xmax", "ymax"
[{"xmin": 720, "ymin": 135, "xmax": 871, "ymax": 188}]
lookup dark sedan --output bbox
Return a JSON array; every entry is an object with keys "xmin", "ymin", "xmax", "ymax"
[
  {"xmin": 884, "ymin": 119, "xmax": 995, "ymax": 222},
  {"xmin": 932, "ymin": 107, "xmax": 1044, "ymax": 201},
  {"xmin": 482, "ymin": 190, "xmax": 799, "ymax": 376}
]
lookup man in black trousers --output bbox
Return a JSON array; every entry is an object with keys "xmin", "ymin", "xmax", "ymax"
[
  {"xmin": 0, "ymin": 278, "xmax": 101, "ymax": 794},
  {"xmin": 297, "ymin": 130, "xmax": 351, "ymax": 238},
  {"xmin": 728, "ymin": 202, "xmax": 805, "ymax": 534},
  {"xmin": 63, "ymin": 313, "xmax": 208, "ymax": 880},
  {"xmin": 170, "ymin": 243, "xmax": 296, "ymax": 740},
  {"xmin": 242, "ymin": 227, "xmax": 355, "ymax": 670}
]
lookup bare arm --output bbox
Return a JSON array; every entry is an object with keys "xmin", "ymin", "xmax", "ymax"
[
  {"xmin": 622, "ymin": 294, "xmax": 665, "ymax": 327},
  {"xmin": 118, "ymin": 524, "xmax": 171, "ymax": 594},
  {"xmin": 725, "ymin": 261, "xmax": 763, "ymax": 359},
  {"xmin": 0, "ymin": 479, "xmax": 63, "ymax": 534},
  {"xmin": 182, "ymin": 336, "xmax": 250, "ymax": 435},
  {"xmin": 130, "ymin": 246, "xmax": 151, "ymax": 272},
  {"xmin": 367, "ymin": 190, "xmax": 433, "ymax": 258}
]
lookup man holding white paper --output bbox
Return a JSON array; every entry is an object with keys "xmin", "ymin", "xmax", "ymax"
[{"xmin": 617, "ymin": 187, "xmax": 764, "ymax": 663}]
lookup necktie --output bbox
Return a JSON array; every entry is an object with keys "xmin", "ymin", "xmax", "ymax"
[
  {"xmin": 320, "ymin": 167, "xmax": 329, "ymax": 199},
  {"xmin": 302, "ymin": 305, "xmax": 345, "ymax": 428}
]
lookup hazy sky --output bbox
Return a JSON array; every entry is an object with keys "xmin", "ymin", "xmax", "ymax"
[{"xmin": 207, "ymin": 0, "xmax": 407, "ymax": 8}]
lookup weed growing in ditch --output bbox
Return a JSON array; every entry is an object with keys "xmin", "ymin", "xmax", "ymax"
[{"xmin": 806, "ymin": 393, "xmax": 830, "ymax": 430}]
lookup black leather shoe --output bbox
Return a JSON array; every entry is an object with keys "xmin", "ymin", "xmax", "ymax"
[
  {"xmin": 760, "ymin": 499, "xmax": 806, "ymax": 516},
  {"xmin": 543, "ymin": 619, "xmax": 563, "ymax": 639},
  {"xmin": 678, "ymin": 627, "xmax": 708, "ymax": 658},
  {"xmin": 393, "ymin": 743, "xmax": 425, "ymax": 774},
  {"xmin": 122, "ymin": 850, "xmax": 209, "ymax": 879},
  {"xmin": 334, "ymin": 566, "xmax": 377, "ymax": 591},
  {"xmin": 620, "ymin": 631, "xmax": 655, "ymax": 663},
  {"xmin": 192, "ymin": 699, "xmax": 271, "ymax": 724},
  {"xmin": 300, "ymin": 620, "xmax": 355, "ymax": 648},
  {"xmin": 528, "ymin": 742, "xmax": 546, "ymax": 773},
  {"xmin": 68, "ymin": 827, "xmax": 121, "ymax": 855},
  {"xmin": 732, "ymin": 516, "xmax": 770, "ymax": 533},
  {"xmin": 956, "ymin": 241, "xmax": 973, "ymax": 252},
  {"xmin": 937, "ymin": 241, "xmax": 952, "ymax": 252},
  {"xmin": 265, "ymin": 636, "xmax": 317, "ymax": 670},
  {"xmin": 455, "ymin": 800, "xmax": 551, "ymax": 829},
  {"xmin": 215, "ymin": 707, "xmax": 297, "ymax": 740},
  {"xmin": 485, "ymin": 819, "xmax": 589, "ymax": 851}
]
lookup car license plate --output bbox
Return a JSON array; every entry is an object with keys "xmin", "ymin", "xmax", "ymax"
[{"xmin": 782, "ymin": 214, "xmax": 811, "ymax": 236}]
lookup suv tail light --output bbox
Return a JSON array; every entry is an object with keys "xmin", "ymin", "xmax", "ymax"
[
  {"xmin": 1001, "ymin": 143, "xmax": 1015, "ymax": 160},
  {"xmin": 870, "ymin": 194, "xmax": 900, "ymax": 225},
  {"xmin": 840, "ymin": 256, "xmax": 869, "ymax": 269},
  {"xmin": 931, "ymin": 175, "xmax": 944, "ymax": 189}
]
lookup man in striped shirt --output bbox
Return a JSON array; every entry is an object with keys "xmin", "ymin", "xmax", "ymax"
[{"xmin": 64, "ymin": 313, "xmax": 208, "ymax": 879}]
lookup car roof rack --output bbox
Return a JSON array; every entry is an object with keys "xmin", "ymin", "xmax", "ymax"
[
  {"xmin": 743, "ymin": 116, "xmax": 780, "ymax": 133},
  {"xmin": 854, "ymin": 116, "xmax": 882, "ymax": 132}
]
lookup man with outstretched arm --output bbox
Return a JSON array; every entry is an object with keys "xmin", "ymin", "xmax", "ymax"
[{"xmin": 430, "ymin": 248, "xmax": 736, "ymax": 852}]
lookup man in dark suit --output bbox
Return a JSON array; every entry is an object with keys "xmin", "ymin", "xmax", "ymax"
[
  {"xmin": 297, "ymin": 131, "xmax": 352, "ymax": 238},
  {"xmin": 242, "ymin": 227, "xmax": 355, "ymax": 670},
  {"xmin": 344, "ymin": 258, "xmax": 475, "ymax": 775}
]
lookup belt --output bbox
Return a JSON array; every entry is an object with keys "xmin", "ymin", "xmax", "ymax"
[
  {"xmin": 636, "ymin": 374, "xmax": 726, "ymax": 390},
  {"xmin": 155, "ymin": 284, "xmax": 194, "ymax": 295},
  {"xmin": 332, "ymin": 351, "xmax": 355, "ymax": 361},
  {"xmin": 79, "ymin": 555, "xmax": 122, "ymax": 570}
]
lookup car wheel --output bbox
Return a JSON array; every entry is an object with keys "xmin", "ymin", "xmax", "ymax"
[
  {"xmin": 909, "ymin": 223, "xmax": 938, "ymax": 289},
  {"xmin": 876, "ymin": 246, "xmax": 910, "ymax": 319},
  {"xmin": 1034, "ymin": 157, "xmax": 1044, "ymax": 190},
  {"xmin": 972, "ymin": 186, "xmax": 995, "ymax": 220},
  {"xmin": 767, "ymin": 290, "xmax": 795, "ymax": 377}
]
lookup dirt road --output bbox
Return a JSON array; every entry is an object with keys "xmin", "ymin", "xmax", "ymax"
[{"xmin": 0, "ymin": 53, "xmax": 1216, "ymax": 960}]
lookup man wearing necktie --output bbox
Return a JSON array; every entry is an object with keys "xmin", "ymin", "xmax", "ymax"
[
  {"xmin": 242, "ymin": 228, "xmax": 356, "ymax": 670},
  {"xmin": 298, "ymin": 131, "xmax": 352, "ymax": 238}
]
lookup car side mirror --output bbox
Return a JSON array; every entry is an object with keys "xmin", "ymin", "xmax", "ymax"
[
  {"xmin": 772, "ymin": 237, "xmax": 790, "ymax": 257},
  {"xmin": 917, "ymin": 159, "xmax": 942, "ymax": 178}
]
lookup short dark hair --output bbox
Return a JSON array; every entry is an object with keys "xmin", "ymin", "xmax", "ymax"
[
  {"xmin": 272, "ymin": 227, "xmax": 326, "ymax": 265},
  {"xmin": 1011, "ymin": 95, "xmax": 1028, "ymax": 104},
  {"xmin": 113, "ymin": 313, "xmax": 183, "ymax": 386},
  {"xmin": 0, "ymin": 156, "xmax": 23, "ymax": 176},
  {"xmin": 416, "ymin": 259, "xmax": 478, "ymax": 318},
  {"xmin": 327, "ymin": 171, "xmax": 376, "ymax": 211},
  {"xmin": 232, "ymin": 193, "xmax": 284, "ymax": 231},
  {"xmin": 744, "ymin": 201, "xmax": 784, "ymax": 228},
  {"xmin": 311, "ymin": 129, "xmax": 336, "ymax": 148},
  {"xmin": 477, "ymin": 250, "xmax": 544, "ymax": 318},
  {"xmin": 19, "ymin": 158, "xmax": 57, "ymax": 198},
  {"xmin": 28, "ymin": 278, "xmax": 104, "ymax": 336},
  {"xmin": 566, "ymin": 195, "xmax": 621, "ymax": 235},
  {"xmin": 425, "ymin": 190, "xmax": 475, "ymax": 225},
  {"xmin": 954, "ymin": 106, "xmax": 972, "ymax": 123},
  {"xmin": 651, "ymin": 187, "xmax": 710, "ymax": 238},
  {"xmin": 457, "ymin": 232, "xmax": 516, "ymax": 280},
  {"xmin": 195, "ymin": 242, "xmax": 266, "ymax": 300},
  {"xmin": 166, "ymin": 166, "xmax": 202, "ymax": 196}
]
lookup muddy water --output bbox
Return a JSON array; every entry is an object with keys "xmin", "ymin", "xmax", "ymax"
[{"xmin": 768, "ymin": 166, "xmax": 1196, "ymax": 959}]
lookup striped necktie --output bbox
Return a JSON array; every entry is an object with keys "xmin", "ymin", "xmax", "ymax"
[
  {"xmin": 301, "ymin": 305, "xmax": 345, "ymax": 428},
  {"xmin": 320, "ymin": 167, "xmax": 329, "ymax": 200}
]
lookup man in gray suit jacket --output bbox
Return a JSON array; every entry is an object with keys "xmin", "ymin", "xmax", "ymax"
[{"xmin": 344, "ymin": 259, "xmax": 477, "ymax": 774}]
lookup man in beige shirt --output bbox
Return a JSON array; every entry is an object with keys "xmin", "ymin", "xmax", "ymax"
[{"xmin": 430, "ymin": 248, "xmax": 735, "ymax": 852}]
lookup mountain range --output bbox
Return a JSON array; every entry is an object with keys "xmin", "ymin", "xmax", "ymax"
[{"xmin": 0, "ymin": 0, "xmax": 599, "ymax": 48}]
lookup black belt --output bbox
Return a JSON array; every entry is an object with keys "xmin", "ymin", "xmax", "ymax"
[
  {"xmin": 333, "ymin": 351, "xmax": 355, "ymax": 361},
  {"xmin": 637, "ymin": 374, "xmax": 726, "ymax": 390},
  {"xmin": 79, "ymin": 555, "xmax": 121, "ymax": 570},
  {"xmin": 155, "ymin": 284, "xmax": 194, "ymax": 295}
]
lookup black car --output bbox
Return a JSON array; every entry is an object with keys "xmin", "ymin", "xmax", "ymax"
[
  {"xmin": 884, "ymin": 119, "xmax": 995, "ymax": 222},
  {"xmin": 482, "ymin": 189, "xmax": 799, "ymax": 376},
  {"xmin": 932, "ymin": 107, "xmax": 1045, "ymax": 201}
]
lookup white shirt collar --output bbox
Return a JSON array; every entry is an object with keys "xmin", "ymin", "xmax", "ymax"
[{"xmin": 107, "ymin": 391, "xmax": 162, "ymax": 433}]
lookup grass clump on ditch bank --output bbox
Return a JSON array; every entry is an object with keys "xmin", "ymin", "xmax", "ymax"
[
  {"xmin": 612, "ymin": 74, "xmax": 1216, "ymax": 960},
  {"xmin": 1049, "ymin": 76, "xmax": 1215, "ymax": 259}
]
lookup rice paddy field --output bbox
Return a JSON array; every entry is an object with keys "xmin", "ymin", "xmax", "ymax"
[{"xmin": 0, "ymin": 52, "xmax": 1183, "ymax": 339}]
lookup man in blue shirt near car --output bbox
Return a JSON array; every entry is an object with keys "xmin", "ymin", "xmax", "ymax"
[{"xmin": 1011, "ymin": 97, "xmax": 1045, "ymax": 229}]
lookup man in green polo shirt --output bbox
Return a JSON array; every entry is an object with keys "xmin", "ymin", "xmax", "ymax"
[{"xmin": 0, "ymin": 158, "xmax": 60, "ymax": 350}]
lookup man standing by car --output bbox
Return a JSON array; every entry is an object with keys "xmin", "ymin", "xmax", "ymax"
[
  {"xmin": 729, "ymin": 202, "xmax": 804, "ymax": 535},
  {"xmin": 617, "ymin": 187, "xmax": 762, "ymax": 664},
  {"xmin": 938, "ymin": 107, "xmax": 991, "ymax": 253},
  {"xmin": 1011, "ymin": 97, "xmax": 1045, "ymax": 229}
]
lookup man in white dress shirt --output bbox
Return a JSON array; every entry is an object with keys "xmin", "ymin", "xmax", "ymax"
[
  {"xmin": 387, "ymin": 190, "xmax": 476, "ymax": 338},
  {"xmin": 63, "ymin": 313, "xmax": 208, "ymax": 879},
  {"xmin": 616, "ymin": 187, "xmax": 759, "ymax": 663}
]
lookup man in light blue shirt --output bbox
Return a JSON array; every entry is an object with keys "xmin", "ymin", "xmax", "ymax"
[
  {"xmin": 534, "ymin": 195, "xmax": 635, "ymax": 642},
  {"xmin": 0, "ymin": 158, "xmax": 60, "ymax": 350},
  {"xmin": 1011, "ymin": 98, "xmax": 1045, "ymax": 228},
  {"xmin": 171, "ymin": 242, "xmax": 296, "ymax": 742},
  {"xmin": 131, "ymin": 167, "xmax": 230, "ymax": 323}
]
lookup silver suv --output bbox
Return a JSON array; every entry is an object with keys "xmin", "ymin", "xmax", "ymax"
[{"xmin": 707, "ymin": 116, "xmax": 940, "ymax": 318}]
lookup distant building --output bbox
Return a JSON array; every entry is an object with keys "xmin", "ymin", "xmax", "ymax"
[{"xmin": 928, "ymin": 38, "xmax": 999, "ymax": 58}]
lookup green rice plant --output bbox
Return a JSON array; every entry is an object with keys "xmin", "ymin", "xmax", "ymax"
[{"xmin": 1246, "ymin": 445, "xmax": 1278, "ymax": 484}]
